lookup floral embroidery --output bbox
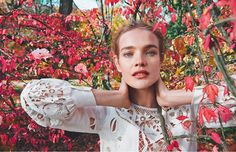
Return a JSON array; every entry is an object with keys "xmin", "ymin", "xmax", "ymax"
[{"xmin": 116, "ymin": 104, "xmax": 167, "ymax": 151}]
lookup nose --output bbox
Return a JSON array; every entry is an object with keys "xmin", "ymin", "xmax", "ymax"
[{"xmin": 134, "ymin": 54, "xmax": 147, "ymax": 67}]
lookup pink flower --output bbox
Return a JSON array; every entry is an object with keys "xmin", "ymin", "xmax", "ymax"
[
  {"xmin": 31, "ymin": 48, "xmax": 53, "ymax": 60},
  {"xmin": 74, "ymin": 63, "xmax": 88, "ymax": 75}
]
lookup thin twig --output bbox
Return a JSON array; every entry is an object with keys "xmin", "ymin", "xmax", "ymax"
[
  {"xmin": 157, "ymin": 105, "xmax": 170, "ymax": 144},
  {"xmin": 186, "ymin": 0, "xmax": 209, "ymax": 84}
]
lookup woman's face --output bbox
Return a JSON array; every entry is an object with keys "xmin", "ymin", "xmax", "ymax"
[{"xmin": 114, "ymin": 28, "xmax": 161, "ymax": 89}]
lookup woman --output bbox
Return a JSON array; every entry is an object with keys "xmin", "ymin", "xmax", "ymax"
[{"xmin": 20, "ymin": 21, "xmax": 236, "ymax": 151}]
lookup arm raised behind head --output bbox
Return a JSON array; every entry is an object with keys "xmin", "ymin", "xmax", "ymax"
[{"xmin": 156, "ymin": 79, "xmax": 193, "ymax": 107}]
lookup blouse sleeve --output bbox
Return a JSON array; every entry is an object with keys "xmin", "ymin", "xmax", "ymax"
[
  {"xmin": 191, "ymin": 85, "xmax": 236, "ymax": 128},
  {"xmin": 20, "ymin": 78, "xmax": 108, "ymax": 134}
]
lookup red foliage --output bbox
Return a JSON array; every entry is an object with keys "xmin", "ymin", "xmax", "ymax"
[
  {"xmin": 167, "ymin": 140, "xmax": 181, "ymax": 151},
  {"xmin": 198, "ymin": 106, "xmax": 217, "ymax": 125},
  {"xmin": 105, "ymin": 0, "xmax": 119, "ymax": 5},
  {"xmin": 217, "ymin": 105, "xmax": 233, "ymax": 123},
  {"xmin": 203, "ymin": 84, "xmax": 219, "ymax": 103},
  {"xmin": 153, "ymin": 22, "xmax": 167, "ymax": 36},
  {"xmin": 211, "ymin": 132, "xmax": 222, "ymax": 144},
  {"xmin": 0, "ymin": 0, "xmax": 235, "ymax": 151},
  {"xmin": 203, "ymin": 34, "xmax": 211, "ymax": 51},
  {"xmin": 184, "ymin": 76, "xmax": 194, "ymax": 92}
]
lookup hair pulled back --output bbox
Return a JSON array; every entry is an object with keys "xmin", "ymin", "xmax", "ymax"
[{"xmin": 111, "ymin": 21, "xmax": 165, "ymax": 61}]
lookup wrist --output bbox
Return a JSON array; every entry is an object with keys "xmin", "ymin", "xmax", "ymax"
[
  {"xmin": 116, "ymin": 90, "xmax": 130, "ymax": 108},
  {"xmin": 159, "ymin": 88, "xmax": 168, "ymax": 99}
]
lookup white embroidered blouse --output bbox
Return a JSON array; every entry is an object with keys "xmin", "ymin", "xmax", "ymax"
[{"xmin": 20, "ymin": 78, "xmax": 236, "ymax": 152}]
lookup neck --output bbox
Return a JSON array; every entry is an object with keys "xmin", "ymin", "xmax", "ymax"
[{"xmin": 129, "ymin": 85, "xmax": 157, "ymax": 108}]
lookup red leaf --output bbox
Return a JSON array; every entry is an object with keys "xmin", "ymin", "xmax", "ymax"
[
  {"xmin": 185, "ymin": 76, "xmax": 194, "ymax": 91},
  {"xmin": 68, "ymin": 142, "xmax": 73, "ymax": 151},
  {"xmin": 161, "ymin": 24, "xmax": 167, "ymax": 36},
  {"xmin": 167, "ymin": 140, "xmax": 181, "ymax": 151},
  {"xmin": 229, "ymin": 0, "xmax": 236, "ymax": 39},
  {"xmin": 155, "ymin": 6, "xmax": 162, "ymax": 17},
  {"xmin": 0, "ymin": 56, "xmax": 7, "ymax": 73},
  {"xmin": 105, "ymin": 0, "xmax": 119, "ymax": 5},
  {"xmin": 199, "ymin": 12, "xmax": 211, "ymax": 30},
  {"xmin": 152, "ymin": 22, "xmax": 167, "ymax": 36},
  {"xmin": 198, "ymin": 106, "xmax": 204, "ymax": 126},
  {"xmin": 171, "ymin": 13, "xmax": 177, "ymax": 22},
  {"xmin": 217, "ymin": 105, "xmax": 232, "ymax": 123},
  {"xmin": 176, "ymin": 115, "xmax": 188, "ymax": 121},
  {"xmin": 204, "ymin": 34, "xmax": 211, "ymax": 50},
  {"xmin": 216, "ymin": 0, "xmax": 229, "ymax": 7},
  {"xmin": 213, "ymin": 145, "xmax": 218, "ymax": 152},
  {"xmin": 9, "ymin": 136, "xmax": 17, "ymax": 146},
  {"xmin": 2, "ymin": 29, "xmax": 7, "ymax": 35},
  {"xmin": 230, "ymin": 43, "xmax": 235, "ymax": 49},
  {"xmin": 223, "ymin": 86, "xmax": 229, "ymax": 96},
  {"xmin": 230, "ymin": 0, "xmax": 236, "ymax": 15},
  {"xmin": 171, "ymin": 140, "xmax": 178, "ymax": 147},
  {"xmin": 201, "ymin": 0, "xmax": 207, "ymax": 5},
  {"xmin": 0, "ymin": 134, "xmax": 8, "ymax": 145},
  {"xmin": 203, "ymin": 107, "xmax": 217, "ymax": 123},
  {"xmin": 203, "ymin": 84, "xmax": 219, "ymax": 103},
  {"xmin": 167, "ymin": 4, "xmax": 174, "ymax": 12},
  {"xmin": 211, "ymin": 132, "xmax": 222, "ymax": 144},
  {"xmin": 167, "ymin": 143, "xmax": 174, "ymax": 151},
  {"xmin": 171, "ymin": 52, "xmax": 180, "ymax": 63}
]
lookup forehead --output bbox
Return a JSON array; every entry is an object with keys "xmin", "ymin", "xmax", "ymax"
[{"xmin": 118, "ymin": 28, "xmax": 159, "ymax": 50}]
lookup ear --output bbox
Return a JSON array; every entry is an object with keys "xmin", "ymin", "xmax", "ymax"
[{"xmin": 113, "ymin": 55, "xmax": 121, "ymax": 72}]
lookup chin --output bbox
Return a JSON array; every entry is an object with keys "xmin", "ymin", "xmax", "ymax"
[{"xmin": 128, "ymin": 81, "xmax": 156, "ymax": 90}]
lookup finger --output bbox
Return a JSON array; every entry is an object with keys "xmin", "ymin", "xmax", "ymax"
[
  {"xmin": 119, "ymin": 77, "xmax": 128, "ymax": 91},
  {"xmin": 158, "ymin": 78, "xmax": 168, "ymax": 91}
]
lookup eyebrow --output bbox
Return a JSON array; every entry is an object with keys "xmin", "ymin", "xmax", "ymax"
[
  {"xmin": 120, "ymin": 44, "xmax": 159, "ymax": 52},
  {"xmin": 143, "ymin": 44, "xmax": 159, "ymax": 50}
]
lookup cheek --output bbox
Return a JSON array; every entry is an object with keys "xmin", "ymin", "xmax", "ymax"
[
  {"xmin": 150, "ymin": 70, "xmax": 160, "ymax": 80},
  {"xmin": 120, "ymin": 68, "xmax": 131, "ymax": 78},
  {"xmin": 117, "ymin": 58, "xmax": 131, "ymax": 73},
  {"xmin": 150, "ymin": 63, "xmax": 161, "ymax": 79},
  {"xmin": 118, "ymin": 65, "xmax": 132, "ymax": 80}
]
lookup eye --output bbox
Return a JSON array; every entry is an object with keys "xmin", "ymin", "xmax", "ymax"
[
  {"xmin": 146, "ymin": 50, "xmax": 157, "ymax": 56},
  {"xmin": 123, "ymin": 52, "xmax": 133, "ymax": 57}
]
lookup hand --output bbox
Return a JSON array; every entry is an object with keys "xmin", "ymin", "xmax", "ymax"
[
  {"xmin": 92, "ymin": 78, "xmax": 131, "ymax": 108},
  {"xmin": 118, "ymin": 77, "xmax": 131, "ymax": 108},
  {"xmin": 156, "ymin": 78, "xmax": 193, "ymax": 107}
]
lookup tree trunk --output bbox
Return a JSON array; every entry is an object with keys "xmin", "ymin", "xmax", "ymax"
[
  {"xmin": 59, "ymin": 0, "xmax": 73, "ymax": 30},
  {"xmin": 59, "ymin": 0, "xmax": 73, "ymax": 16}
]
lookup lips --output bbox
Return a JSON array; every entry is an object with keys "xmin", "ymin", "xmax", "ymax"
[{"xmin": 132, "ymin": 70, "xmax": 149, "ymax": 79}]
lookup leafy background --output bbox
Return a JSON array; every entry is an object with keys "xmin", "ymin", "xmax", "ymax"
[{"xmin": 0, "ymin": 0, "xmax": 236, "ymax": 151}]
